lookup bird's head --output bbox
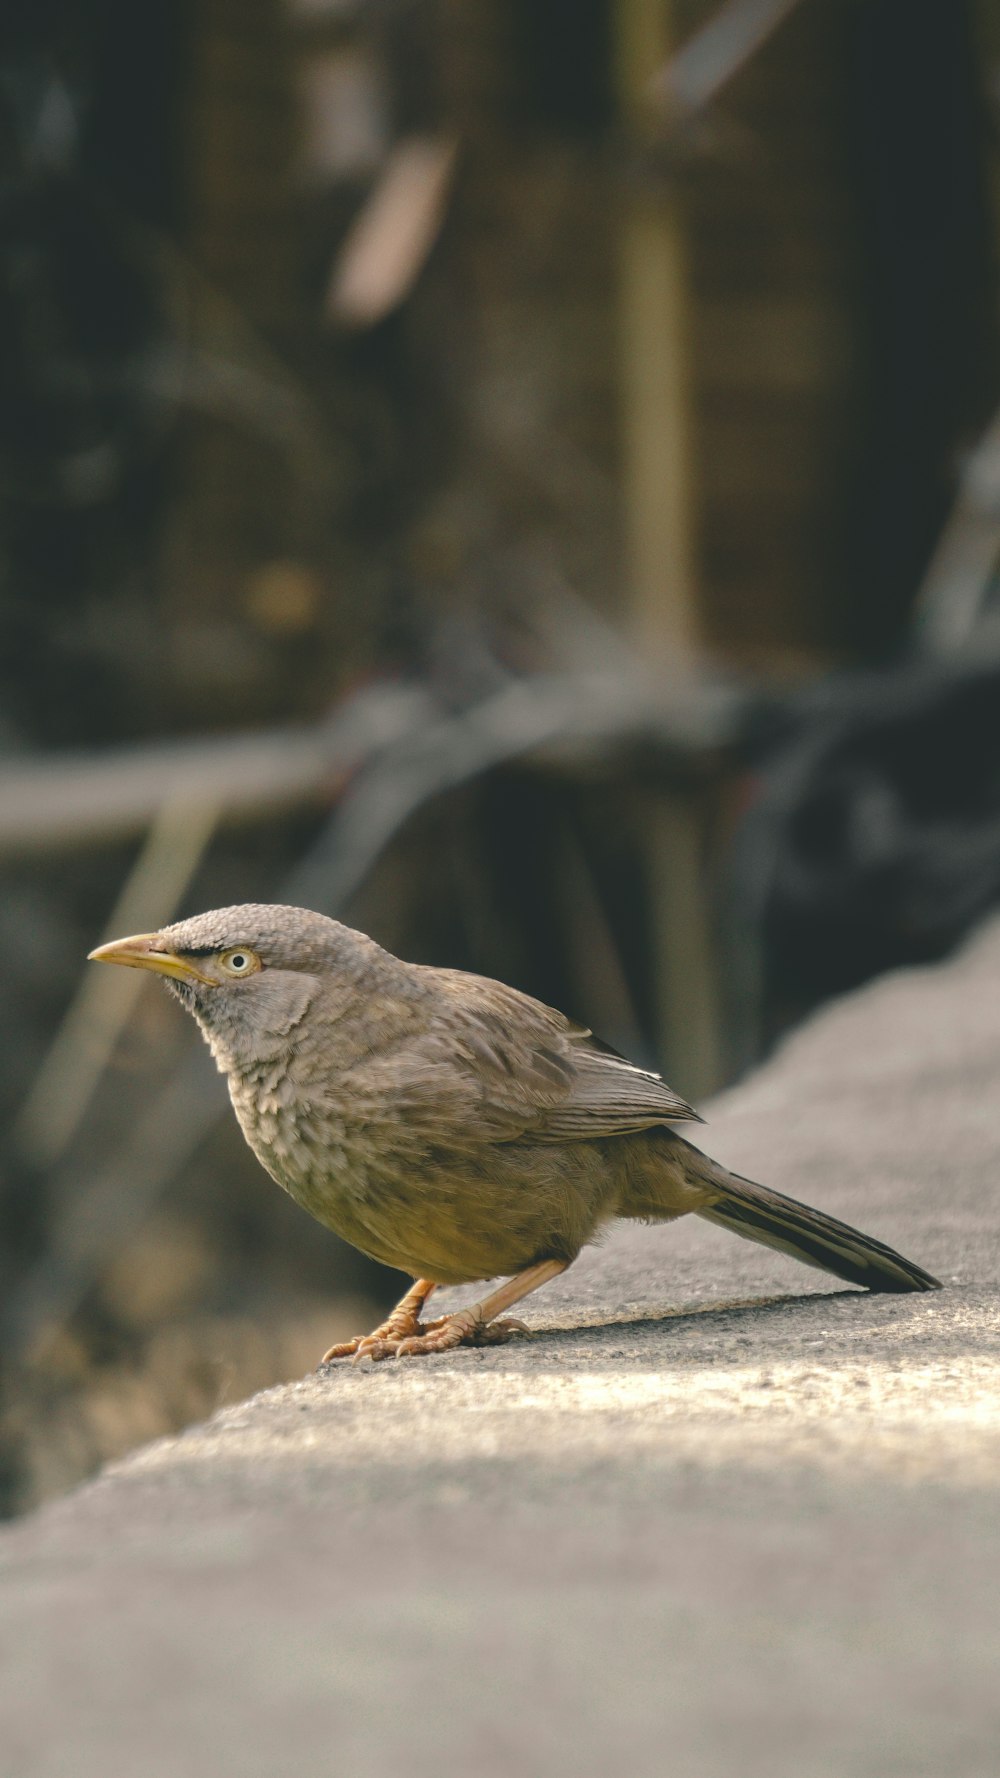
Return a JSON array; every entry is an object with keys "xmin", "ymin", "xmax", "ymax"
[{"xmin": 89, "ymin": 903, "xmax": 386, "ymax": 1069}]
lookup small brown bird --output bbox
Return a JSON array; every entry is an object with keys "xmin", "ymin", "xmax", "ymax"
[{"xmin": 90, "ymin": 903, "xmax": 940, "ymax": 1361}]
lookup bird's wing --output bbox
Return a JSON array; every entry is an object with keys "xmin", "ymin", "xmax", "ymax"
[
  {"xmin": 534, "ymin": 1040, "xmax": 702, "ymax": 1138},
  {"xmin": 407, "ymin": 970, "xmax": 702, "ymax": 1143}
]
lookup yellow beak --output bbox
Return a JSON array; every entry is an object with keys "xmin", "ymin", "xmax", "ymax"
[{"xmin": 87, "ymin": 933, "xmax": 216, "ymax": 986}]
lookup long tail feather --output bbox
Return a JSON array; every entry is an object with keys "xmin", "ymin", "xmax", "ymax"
[{"xmin": 697, "ymin": 1172, "xmax": 940, "ymax": 1293}]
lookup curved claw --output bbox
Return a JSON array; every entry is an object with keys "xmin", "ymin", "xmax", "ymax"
[
  {"xmin": 321, "ymin": 1335, "xmax": 366, "ymax": 1363},
  {"xmin": 470, "ymin": 1316, "xmax": 530, "ymax": 1346}
]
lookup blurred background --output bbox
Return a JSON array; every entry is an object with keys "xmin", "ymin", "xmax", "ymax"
[{"xmin": 2, "ymin": 0, "xmax": 1000, "ymax": 1514}]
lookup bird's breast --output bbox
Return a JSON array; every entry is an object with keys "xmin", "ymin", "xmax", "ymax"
[
  {"xmin": 230, "ymin": 1071, "xmax": 372, "ymax": 1202},
  {"xmin": 223, "ymin": 1057, "xmax": 621, "ymax": 1284}
]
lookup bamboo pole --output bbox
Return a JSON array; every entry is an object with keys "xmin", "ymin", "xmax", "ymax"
[
  {"xmin": 616, "ymin": 0, "xmax": 699, "ymax": 656},
  {"xmin": 615, "ymin": 0, "xmax": 722, "ymax": 1100}
]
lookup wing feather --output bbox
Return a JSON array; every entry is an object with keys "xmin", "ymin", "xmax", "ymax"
[{"xmin": 411, "ymin": 968, "xmax": 701, "ymax": 1143}]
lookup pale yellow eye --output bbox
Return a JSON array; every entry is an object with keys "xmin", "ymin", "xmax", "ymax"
[{"xmin": 218, "ymin": 947, "xmax": 261, "ymax": 978}]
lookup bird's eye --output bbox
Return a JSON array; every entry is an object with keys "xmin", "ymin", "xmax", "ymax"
[{"xmin": 219, "ymin": 947, "xmax": 260, "ymax": 978}]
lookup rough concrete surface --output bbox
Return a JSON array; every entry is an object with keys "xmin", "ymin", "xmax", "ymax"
[{"xmin": 3, "ymin": 920, "xmax": 1000, "ymax": 1778}]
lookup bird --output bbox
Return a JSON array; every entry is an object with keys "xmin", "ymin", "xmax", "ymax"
[{"xmin": 89, "ymin": 902, "xmax": 940, "ymax": 1362}]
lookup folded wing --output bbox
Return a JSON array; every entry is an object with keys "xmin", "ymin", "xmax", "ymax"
[{"xmin": 414, "ymin": 969, "xmax": 701, "ymax": 1143}]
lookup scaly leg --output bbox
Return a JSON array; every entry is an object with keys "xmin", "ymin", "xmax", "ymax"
[
  {"xmin": 372, "ymin": 1259, "xmax": 568, "ymax": 1361},
  {"xmin": 321, "ymin": 1277, "xmax": 437, "ymax": 1364}
]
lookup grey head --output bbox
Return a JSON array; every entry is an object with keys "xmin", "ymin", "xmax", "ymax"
[{"xmin": 89, "ymin": 903, "xmax": 391, "ymax": 1072}]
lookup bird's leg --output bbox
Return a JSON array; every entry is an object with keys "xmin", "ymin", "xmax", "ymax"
[
  {"xmin": 385, "ymin": 1259, "xmax": 568, "ymax": 1361},
  {"xmin": 321, "ymin": 1278, "xmax": 437, "ymax": 1363}
]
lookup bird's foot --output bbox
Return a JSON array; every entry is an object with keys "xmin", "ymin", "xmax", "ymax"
[
  {"xmin": 393, "ymin": 1313, "xmax": 530, "ymax": 1360},
  {"xmin": 321, "ymin": 1305, "xmax": 428, "ymax": 1364},
  {"xmin": 321, "ymin": 1262, "xmax": 564, "ymax": 1365},
  {"xmin": 325, "ymin": 1309, "xmax": 530, "ymax": 1364}
]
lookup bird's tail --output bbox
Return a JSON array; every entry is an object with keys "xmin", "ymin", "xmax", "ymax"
[{"xmin": 693, "ymin": 1165, "xmax": 940, "ymax": 1294}]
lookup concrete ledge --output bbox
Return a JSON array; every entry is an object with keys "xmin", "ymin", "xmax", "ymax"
[{"xmin": 3, "ymin": 921, "xmax": 1000, "ymax": 1777}]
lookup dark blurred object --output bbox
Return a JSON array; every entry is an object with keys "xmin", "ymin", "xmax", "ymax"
[
  {"xmin": 733, "ymin": 359, "xmax": 1000, "ymax": 1052},
  {"xmin": 844, "ymin": 0, "xmax": 998, "ymax": 654},
  {"xmin": 722, "ymin": 0, "xmax": 1000, "ymax": 1051},
  {"xmin": 735, "ymin": 653, "xmax": 1000, "ymax": 1050},
  {"xmin": 0, "ymin": 1, "xmax": 185, "ymax": 743}
]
